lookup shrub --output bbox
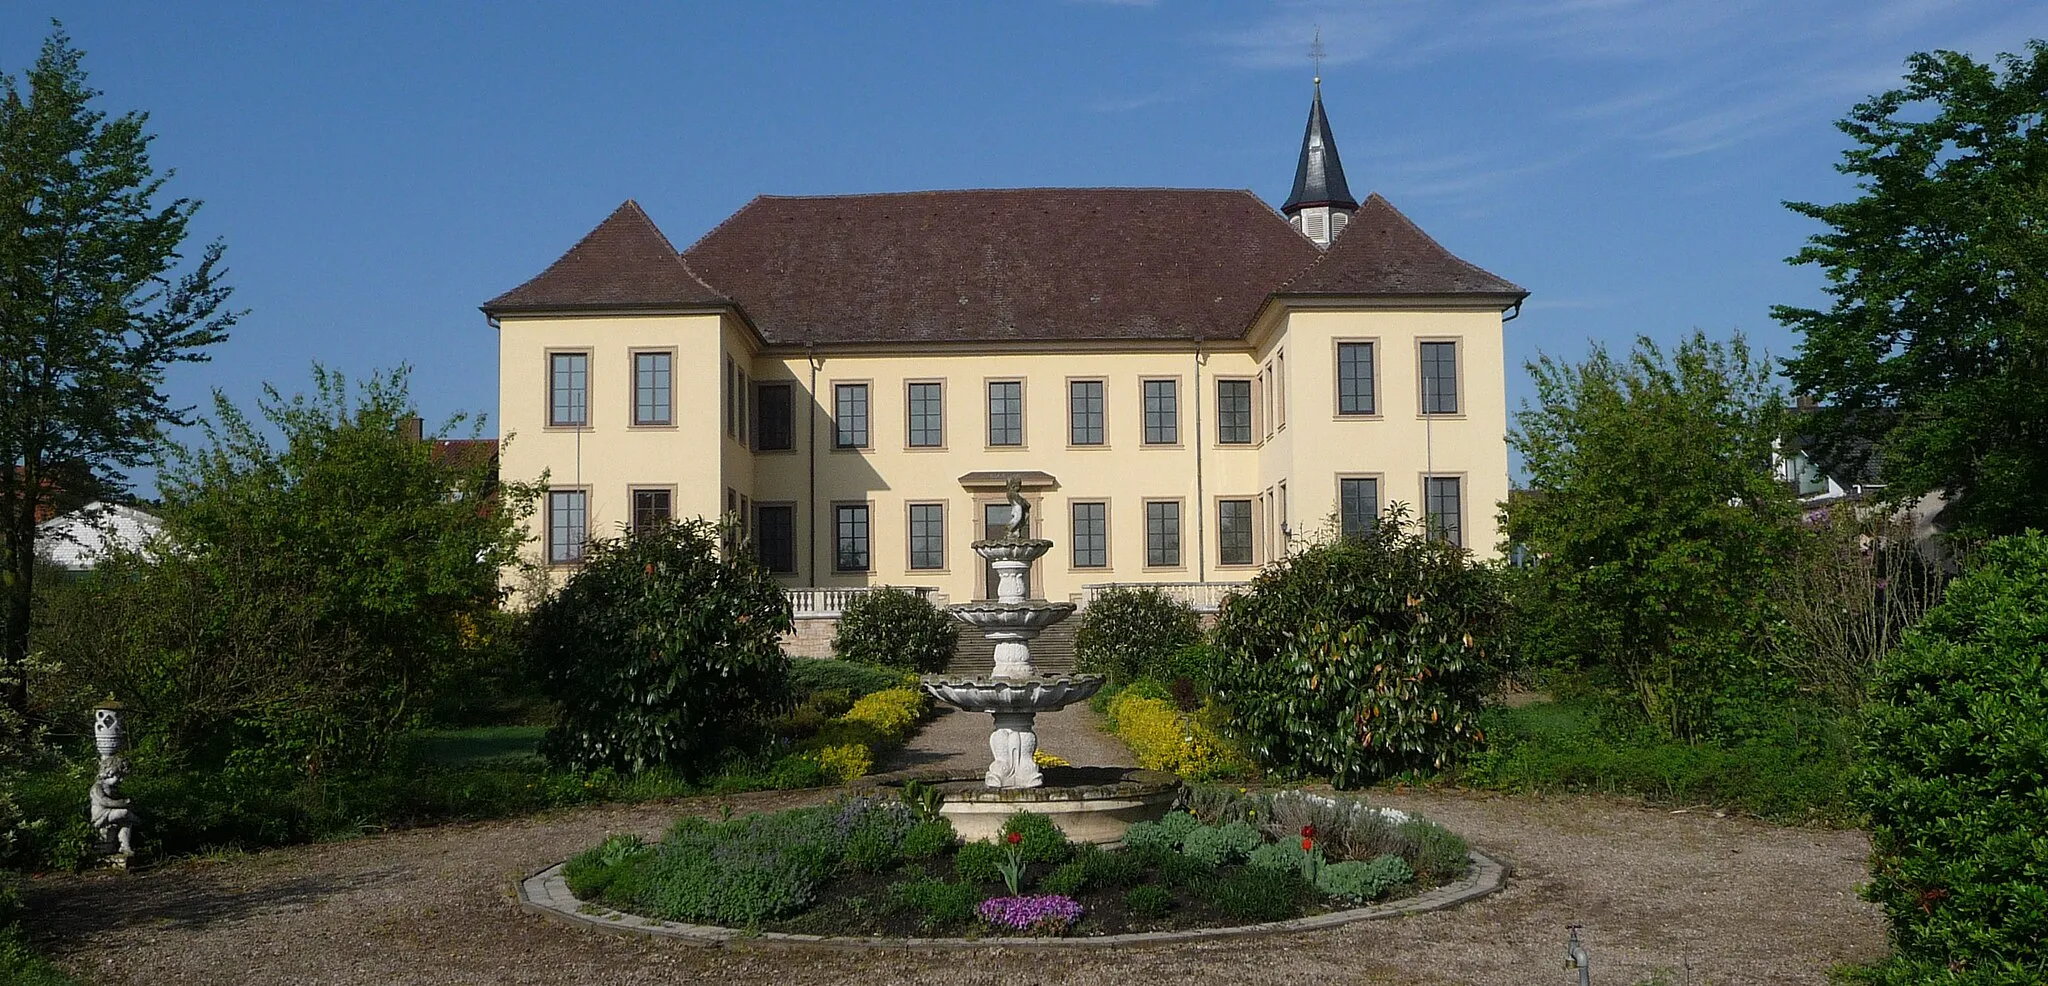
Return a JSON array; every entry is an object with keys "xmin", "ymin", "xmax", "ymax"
[
  {"xmin": 1076, "ymin": 843, "xmax": 1143, "ymax": 888},
  {"xmin": 530, "ymin": 519, "xmax": 793, "ymax": 776},
  {"xmin": 766, "ymin": 753, "xmax": 830, "ymax": 790},
  {"xmin": 1103, "ymin": 692, "xmax": 1249, "ymax": 779},
  {"xmin": 1002, "ymin": 811, "xmax": 1072, "ymax": 864},
  {"xmin": 1074, "ymin": 587, "xmax": 1203, "ymax": 685},
  {"xmin": 563, "ymin": 834, "xmax": 652, "ymax": 898},
  {"xmin": 1212, "ymin": 510, "xmax": 1508, "ymax": 786},
  {"xmin": 886, "ymin": 877, "xmax": 980, "ymax": 928},
  {"xmin": 1213, "ymin": 866, "xmax": 1307, "ymax": 921},
  {"xmin": 1316, "ymin": 855, "xmax": 1412, "ymax": 903},
  {"xmin": 838, "ymin": 688, "xmax": 930, "ymax": 744},
  {"xmin": 955, "ymin": 839, "xmax": 1006, "ymax": 884},
  {"xmin": 832, "ymin": 587, "xmax": 957, "ymax": 673},
  {"xmin": 787, "ymin": 659, "xmax": 911, "ymax": 700},
  {"xmin": 1119, "ymin": 820, "xmax": 1176, "ymax": 854},
  {"xmin": 898, "ymin": 819, "xmax": 956, "ymax": 859},
  {"xmin": 1855, "ymin": 533, "xmax": 2048, "ymax": 979},
  {"xmin": 1124, "ymin": 883, "xmax": 1174, "ymax": 918},
  {"xmin": 810, "ymin": 744, "xmax": 873, "ymax": 784},
  {"xmin": 1037, "ymin": 859, "xmax": 1088, "ymax": 895},
  {"xmin": 1180, "ymin": 821, "xmax": 1261, "ymax": 867},
  {"xmin": 1247, "ymin": 842, "xmax": 1305, "ymax": 871},
  {"xmin": 1397, "ymin": 819, "xmax": 1470, "ymax": 883}
]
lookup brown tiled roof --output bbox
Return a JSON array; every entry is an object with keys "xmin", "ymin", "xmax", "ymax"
[
  {"xmin": 1279, "ymin": 194, "xmax": 1526, "ymax": 299},
  {"xmin": 430, "ymin": 438, "xmax": 500, "ymax": 470},
  {"xmin": 682, "ymin": 189, "xmax": 1322, "ymax": 345},
  {"xmin": 485, "ymin": 190, "xmax": 1523, "ymax": 341},
  {"xmin": 482, "ymin": 201, "xmax": 725, "ymax": 314}
]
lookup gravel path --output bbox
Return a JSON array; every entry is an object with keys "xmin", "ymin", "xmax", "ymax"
[{"xmin": 24, "ymin": 784, "xmax": 1884, "ymax": 985}]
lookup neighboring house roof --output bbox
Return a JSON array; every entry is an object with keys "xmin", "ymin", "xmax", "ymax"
[
  {"xmin": 1282, "ymin": 85, "xmax": 1357, "ymax": 213},
  {"xmin": 1280, "ymin": 194, "xmax": 1527, "ymax": 298},
  {"xmin": 483, "ymin": 188, "xmax": 1523, "ymax": 343},
  {"xmin": 35, "ymin": 502, "xmax": 163, "ymax": 571},
  {"xmin": 430, "ymin": 438, "xmax": 500, "ymax": 471},
  {"xmin": 482, "ymin": 200, "xmax": 726, "ymax": 314}
]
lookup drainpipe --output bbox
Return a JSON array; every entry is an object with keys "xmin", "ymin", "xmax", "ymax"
[
  {"xmin": 1193, "ymin": 338, "xmax": 1207, "ymax": 582},
  {"xmin": 807, "ymin": 342, "xmax": 819, "ymax": 586}
]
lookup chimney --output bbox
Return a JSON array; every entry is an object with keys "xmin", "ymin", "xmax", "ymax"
[{"xmin": 400, "ymin": 415, "xmax": 424, "ymax": 442}]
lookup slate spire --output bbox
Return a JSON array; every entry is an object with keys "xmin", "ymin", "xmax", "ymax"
[{"xmin": 1282, "ymin": 80, "xmax": 1358, "ymax": 247}]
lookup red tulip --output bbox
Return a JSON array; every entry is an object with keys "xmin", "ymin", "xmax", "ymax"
[
  {"xmin": 1301, "ymin": 837, "xmax": 1314, "ymax": 852},
  {"xmin": 1006, "ymin": 831, "xmax": 1023, "ymax": 845},
  {"xmin": 1300, "ymin": 824, "xmax": 1315, "ymax": 839}
]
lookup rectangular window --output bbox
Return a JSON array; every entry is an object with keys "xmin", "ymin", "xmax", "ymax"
[
  {"xmin": 738, "ymin": 371, "xmax": 749, "ymax": 443},
  {"xmin": 547, "ymin": 489, "xmax": 587, "ymax": 564},
  {"xmin": 756, "ymin": 504, "xmax": 796, "ymax": 574},
  {"xmin": 1340, "ymin": 477, "xmax": 1379, "ymax": 539},
  {"xmin": 907, "ymin": 382, "xmax": 944, "ymax": 448},
  {"xmin": 1218, "ymin": 499, "xmax": 1254, "ymax": 566},
  {"xmin": 908, "ymin": 502, "xmax": 946, "ymax": 570},
  {"xmin": 834, "ymin": 503, "xmax": 871, "ymax": 572},
  {"xmin": 1071, "ymin": 501, "xmax": 1107, "ymax": 568},
  {"xmin": 724, "ymin": 358, "xmax": 737, "ymax": 435},
  {"xmin": 1142, "ymin": 379, "xmax": 1178, "ymax": 445},
  {"xmin": 834, "ymin": 383, "xmax": 870, "ymax": 448},
  {"xmin": 632, "ymin": 351, "xmax": 672, "ymax": 426},
  {"xmin": 988, "ymin": 380, "xmax": 1023, "ymax": 446},
  {"xmin": 1421, "ymin": 341, "xmax": 1460, "ymax": 415},
  {"xmin": 630, "ymin": 487, "xmax": 672, "ymax": 533},
  {"xmin": 1337, "ymin": 342, "xmax": 1376, "ymax": 415},
  {"xmin": 1217, "ymin": 379, "xmax": 1252, "ymax": 444},
  {"xmin": 1145, "ymin": 500, "xmax": 1181, "ymax": 567},
  {"xmin": 549, "ymin": 352, "xmax": 588, "ymax": 427},
  {"xmin": 756, "ymin": 382, "xmax": 794, "ymax": 451},
  {"xmin": 1276, "ymin": 351, "xmax": 1286, "ymax": 427},
  {"xmin": 1068, "ymin": 380, "xmax": 1105, "ymax": 446},
  {"xmin": 1425, "ymin": 476, "xmax": 1463, "ymax": 546}
]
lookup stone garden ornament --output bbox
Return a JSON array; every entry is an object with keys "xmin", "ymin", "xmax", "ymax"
[{"xmin": 90, "ymin": 697, "xmax": 137, "ymax": 867}]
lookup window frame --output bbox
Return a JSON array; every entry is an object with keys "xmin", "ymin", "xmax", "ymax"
[
  {"xmin": 905, "ymin": 500, "xmax": 948, "ymax": 571},
  {"xmin": 753, "ymin": 380, "xmax": 796, "ymax": 452},
  {"xmin": 1417, "ymin": 338, "xmax": 1464, "ymax": 417},
  {"xmin": 1139, "ymin": 376, "xmax": 1182, "ymax": 447},
  {"xmin": 904, "ymin": 379, "xmax": 946, "ymax": 450},
  {"xmin": 832, "ymin": 380, "xmax": 873, "ymax": 450},
  {"xmin": 1142, "ymin": 497, "xmax": 1185, "ymax": 570},
  {"xmin": 754, "ymin": 501, "xmax": 798, "ymax": 575},
  {"xmin": 545, "ymin": 486, "xmax": 590, "ymax": 566},
  {"xmin": 1215, "ymin": 496, "xmax": 1255, "ymax": 568},
  {"xmin": 545, "ymin": 349, "xmax": 592, "ymax": 430},
  {"xmin": 1336, "ymin": 473, "xmax": 1384, "ymax": 540},
  {"xmin": 628, "ymin": 485, "xmax": 676, "ymax": 534},
  {"xmin": 627, "ymin": 348, "xmax": 676, "ymax": 428},
  {"xmin": 985, "ymin": 378, "xmax": 1027, "ymax": 448},
  {"xmin": 1420, "ymin": 473, "xmax": 1467, "ymax": 547},
  {"xmin": 1068, "ymin": 499, "xmax": 1110, "ymax": 570},
  {"xmin": 832, "ymin": 501, "xmax": 874, "ymax": 573},
  {"xmin": 1066, "ymin": 377, "xmax": 1107, "ymax": 448},
  {"xmin": 1215, "ymin": 377, "xmax": 1254, "ymax": 445},
  {"xmin": 1332, "ymin": 338, "xmax": 1382, "ymax": 418}
]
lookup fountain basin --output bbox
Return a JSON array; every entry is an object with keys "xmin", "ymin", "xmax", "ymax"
[
  {"xmin": 878, "ymin": 767, "xmax": 1181, "ymax": 844},
  {"xmin": 922, "ymin": 674, "xmax": 1104, "ymax": 712},
  {"xmin": 947, "ymin": 600, "xmax": 1077, "ymax": 633},
  {"xmin": 968, "ymin": 538, "xmax": 1053, "ymax": 562}
]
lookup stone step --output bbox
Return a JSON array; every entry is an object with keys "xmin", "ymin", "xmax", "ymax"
[{"xmin": 946, "ymin": 618, "xmax": 1080, "ymax": 677}]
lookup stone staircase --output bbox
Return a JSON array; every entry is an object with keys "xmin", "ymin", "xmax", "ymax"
[{"xmin": 945, "ymin": 619, "xmax": 1080, "ymax": 677}]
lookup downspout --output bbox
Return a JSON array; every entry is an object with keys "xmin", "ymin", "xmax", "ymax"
[
  {"xmin": 807, "ymin": 342, "xmax": 819, "ymax": 585},
  {"xmin": 1194, "ymin": 339, "xmax": 1207, "ymax": 582}
]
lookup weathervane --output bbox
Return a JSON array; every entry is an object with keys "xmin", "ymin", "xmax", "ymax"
[{"xmin": 1310, "ymin": 26, "xmax": 1325, "ymax": 85}]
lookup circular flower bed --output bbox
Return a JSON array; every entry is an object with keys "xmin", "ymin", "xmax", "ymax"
[{"xmin": 559, "ymin": 786, "xmax": 1474, "ymax": 938}]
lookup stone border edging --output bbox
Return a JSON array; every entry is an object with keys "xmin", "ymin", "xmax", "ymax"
[{"xmin": 517, "ymin": 848, "xmax": 1507, "ymax": 949}]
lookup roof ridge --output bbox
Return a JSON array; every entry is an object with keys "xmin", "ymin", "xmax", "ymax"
[
  {"xmin": 625, "ymin": 200, "xmax": 729, "ymax": 301},
  {"xmin": 1358, "ymin": 192, "xmax": 1519, "ymax": 288},
  {"xmin": 746, "ymin": 186, "xmax": 1266, "ymax": 202},
  {"xmin": 675, "ymin": 194, "xmax": 765, "ymax": 261}
]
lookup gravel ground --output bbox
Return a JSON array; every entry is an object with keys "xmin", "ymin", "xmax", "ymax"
[
  {"xmin": 24, "ymin": 783, "xmax": 1884, "ymax": 986},
  {"xmin": 879, "ymin": 703, "xmax": 1135, "ymax": 777}
]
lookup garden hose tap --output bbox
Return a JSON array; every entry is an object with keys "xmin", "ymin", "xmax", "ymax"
[{"xmin": 1565, "ymin": 925, "xmax": 1590, "ymax": 986}]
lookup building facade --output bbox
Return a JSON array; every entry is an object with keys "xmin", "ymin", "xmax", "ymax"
[{"xmin": 484, "ymin": 87, "xmax": 1526, "ymax": 605}]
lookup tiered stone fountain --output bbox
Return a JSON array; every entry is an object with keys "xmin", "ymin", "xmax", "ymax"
[{"xmin": 912, "ymin": 481, "xmax": 1179, "ymax": 843}]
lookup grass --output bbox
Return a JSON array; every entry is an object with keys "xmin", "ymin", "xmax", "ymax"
[
  {"xmin": 404, "ymin": 726, "xmax": 546, "ymax": 767},
  {"xmin": 1453, "ymin": 697, "xmax": 1857, "ymax": 824},
  {"xmin": 0, "ymin": 927, "xmax": 79, "ymax": 986}
]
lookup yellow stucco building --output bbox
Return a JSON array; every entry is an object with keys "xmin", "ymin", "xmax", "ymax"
[{"xmin": 483, "ymin": 86, "xmax": 1526, "ymax": 608}]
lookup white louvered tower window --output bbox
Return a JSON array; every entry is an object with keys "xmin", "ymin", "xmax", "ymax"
[
  {"xmin": 1330, "ymin": 210, "xmax": 1348, "ymax": 238},
  {"xmin": 1304, "ymin": 209, "xmax": 1327, "ymax": 242}
]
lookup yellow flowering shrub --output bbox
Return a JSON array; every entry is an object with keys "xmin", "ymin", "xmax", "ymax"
[
  {"xmin": 1105, "ymin": 691, "xmax": 1250, "ymax": 780},
  {"xmin": 1032, "ymin": 749, "xmax": 1072, "ymax": 768},
  {"xmin": 811, "ymin": 743, "xmax": 874, "ymax": 783},
  {"xmin": 841, "ymin": 687, "xmax": 930, "ymax": 743}
]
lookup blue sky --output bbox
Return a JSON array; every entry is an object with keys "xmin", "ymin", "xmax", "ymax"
[{"xmin": 5, "ymin": 1, "xmax": 2045, "ymax": 494}]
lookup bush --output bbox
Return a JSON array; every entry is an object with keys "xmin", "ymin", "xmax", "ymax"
[
  {"xmin": 1102, "ymin": 692, "xmax": 1249, "ymax": 780},
  {"xmin": 1211, "ymin": 511, "xmax": 1508, "ymax": 786},
  {"xmin": 1855, "ymin": 533, "xmax": 2048, "ymax": 980},
  {"xmin": 1002, "ymin": 811, "xmax": 1072, "ymax": 864},
  {"xmin": 1037, "ymin": 859, "xmax": 1088, "ymax": 895},
  {"xmin": 1213, "ymin": 866, "xmax": 1307, "ymax": 921},
  {"xmin": 1076, "ymin": 843, "xmax": 1143, "ymax": 888},
  {"xmin": 1180, "ymin": 821, "xmax": 1261, "ymax": 867},
  {"xmin": 1123, "ymin": 884, "xmax": 1174, "ymax": 918},
  {"xmin": 1316, "ymin": 855, "xmax": 1413, "ymax": 903},
  {"xmin": 898, "ymin": 819, "xmax": 956, "ymax": 859},
  {"xmin": 1074, "ymin": 587, "xmax": 1203, "ymax": 685},
  {"xmin": 838, "ymin": 688, "xmax": 929, "ymax": 744},
  {"xmin": 1120, "ymin": 820, "xmax": 1176, "ymax": 854},
  {"xmin": 530, "ymin": 518, "xmax": 794, "ymax": 776},
  {"xmin": 886, "ymin": 877, "xmax": 981, "ymax": 928},
  {"xmin": 787, "ymin": 659, "xmax": 911, "ymax": 700},
  {"xmin": 955, "ymin": 839, "xmax": 1005, "ymax": 884},
  {"xmin": 1397, "ymin": 819, "xmax": 1470, "ymax": 884},
  {"xmin": 832, "ymin": 587, "xmax": 957, "ymax": 673},
  {"xmin": 1247, "ymin": 842, "xmax": 1304, "ymax": 871}
]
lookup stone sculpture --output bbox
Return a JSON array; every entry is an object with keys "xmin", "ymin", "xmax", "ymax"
[
  {"xmin": 1002, "ymin": 476, "xmax": 1030, "ymax": 539},
  {"xmin": 89, "ymin": 757, "xmax": 136, "ymax": 865}
]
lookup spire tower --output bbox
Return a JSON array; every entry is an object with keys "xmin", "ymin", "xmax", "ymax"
[{"xmin": 1282, "ymin": 33, "xmax": 1357, "ymax": 248}]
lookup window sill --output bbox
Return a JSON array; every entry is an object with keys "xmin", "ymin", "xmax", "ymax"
[
  {"xmin": 1417, "ymin": 413, "xmax": 1468, "ymax": 421},
  {"xmin": 544, "ymin": 425, "xmax": 594, "ymax": 433},
  {"xmin": 629, "ymin": 422, "xmax": 679, "ymax": 431},
  {"xmin": 904, "ymin": 444, "xmax": 950, "ymax": 452},
  {"xmin": 1139, "ymin": 442, "xmax": 1186, "ymax": 450},
  {"xmin": 1333, "ymin": 413, "xmax": 1385, "ymax": 422},
  {"xmin": 829, "ymin": 445, "xmax": 875, "ymax": 453}
]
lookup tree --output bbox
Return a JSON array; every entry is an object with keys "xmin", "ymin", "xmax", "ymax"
[
  {"xmin": 37, "ymin": 366, "xmax": 532, "ymax": 771},
  {"xmin": 0, "ymin": 25, "xmax": 237, "ymax": 719},
  {"xmin": 1507, "ymin": 332, "xmax": 1799, "ymax": 739},
  {"xmin": 1775, "ymin": 42, "xmax": 2048, "ymax": 538}
]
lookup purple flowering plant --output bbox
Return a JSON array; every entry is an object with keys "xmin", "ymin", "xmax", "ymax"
[{"xmin": 978, "ymin": 894, "xmax": 1084, "ymax": 933}]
